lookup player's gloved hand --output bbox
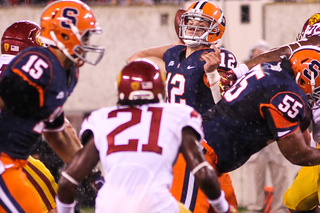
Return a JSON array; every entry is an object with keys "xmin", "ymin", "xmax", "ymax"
[
  {"xmin": 219, "ymin": 71, "xmax": 237, "ymax": 96},
  {"xmin": 88, "ymin": 170, "xmax": 104, "ymax": 191}
]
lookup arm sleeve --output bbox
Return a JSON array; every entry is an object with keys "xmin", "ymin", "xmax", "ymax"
[
  {"xmin": 261, "ymin": 106, "xmax": 300, "ymax": 140},
  {"xmin": 0, "ymin": 72, "xmax": 41, "ymax": 117}
]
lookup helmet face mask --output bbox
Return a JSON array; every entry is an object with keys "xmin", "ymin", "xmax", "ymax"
[
  {"xmin": 72, "ymin": 28, "xmax": 104, "ymax": 65},
  {"xmin": 39, "ymin": 0, "xmax": 105, "ymax": 66},
  {"xmin": 117, "ymin": 59, "xmax": 165, "ymax": 106},
  {"xmin": 1, "ymin": 20, "xmax": 42, "ymax": 55},
  {"xmin": 179, "ymin": 0, "xmax": 226, "ymax": 46},
  {"xmin": 289, "ymin": 45, "xmax": 320, "ymax": 109}
]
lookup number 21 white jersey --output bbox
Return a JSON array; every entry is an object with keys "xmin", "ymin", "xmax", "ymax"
[{"xmin": 80, "ymin": 102, "xmax": 204, "ymax": 213}]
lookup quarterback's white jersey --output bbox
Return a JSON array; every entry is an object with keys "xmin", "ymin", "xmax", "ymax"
[{"xmin": 80, "ymin": 103, "xmax": 204, "ymax": 213}]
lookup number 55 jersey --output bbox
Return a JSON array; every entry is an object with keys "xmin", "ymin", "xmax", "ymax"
[
  {"xmin": 203, "ymin": 62, "xmax": 308, "ymax": 173},
  {"xmin": 80, "ymin": 103, "xmax": 204, "ymax": 213}
]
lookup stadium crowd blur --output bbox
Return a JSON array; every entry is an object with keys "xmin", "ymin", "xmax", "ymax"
[
  {"xmin": 1, "ymin": 0, "xmax": 319, "ymax": 7},
  {"xmin": 0, "ymin": 0, "xmax": 182, "ymax": 6}
]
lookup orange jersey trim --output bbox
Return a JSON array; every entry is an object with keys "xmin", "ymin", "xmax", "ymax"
[
  {"xmin": 11, "ymin": 68, "xmax": 44, "ymax": 107},
  {"xmin": 260, "ymin": 103, "xmax": 298, "ymax": 129}
]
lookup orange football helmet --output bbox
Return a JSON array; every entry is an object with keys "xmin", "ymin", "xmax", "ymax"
[
  {"xmin": 297, "ymin": 13, "xmax": 320, "ymax": 41},
  {"xmin": 179, "ymin": 0, "xmax": 226, "ymax": 46},
  {"xmin": 117, "ymin": 59, "xmax": 165, "ymax": 106},
  {"xmin": 289, "ymin": 45, "xmax": 320, "ymax": 109},
  {"xmin": 39, "ymin": 0, "xmax": 104, "ymax": 66}
]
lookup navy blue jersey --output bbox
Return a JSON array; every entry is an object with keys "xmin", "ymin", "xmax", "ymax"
[
  {"xmin": 0, "ymin": 46, "xmax": 78, "ymax": 160},
  {"xmin": 203, "ymin": 62, "xmax": 308, "ymax": 173},
  {"xmin": 163, "ymin": 45, "xmax": 237, "ymax": 115}
]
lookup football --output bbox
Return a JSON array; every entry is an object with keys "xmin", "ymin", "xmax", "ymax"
[{"xmin": 174, "ymin": 9, "xmax": 186, "ymax": 42}]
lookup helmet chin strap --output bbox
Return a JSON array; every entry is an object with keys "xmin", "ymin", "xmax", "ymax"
[
  {"xmin": 311, "ymin": 71, "xmax": 315, "ymax": 92},
  {"xmin": 183, "ymin": 30, "xmax": 211, "ymax": 47},
  {"xmin": 295, "ymin": 72, "xmax": 301, "ymax": 85},
  {"xmin": 184, "ymin": 38, "xmax": 201, "ymax": 47}
]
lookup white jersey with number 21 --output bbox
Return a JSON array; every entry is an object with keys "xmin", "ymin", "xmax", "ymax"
[{"xmin": 80, "ymin": 102, "xmax": 204, "ymax": 213}]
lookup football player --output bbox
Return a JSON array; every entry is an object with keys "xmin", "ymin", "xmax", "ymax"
[
  {"xmin": 203, "ymin": 44, "xmax": 320, "ymax": 172},
  {"xmin": 127, "ymin": 1, "xmax": 238, "ymax": 212},
  {"xmin": 264, "ymin": 13, "xmax": 320, "ymax": 213},
  {"xmin": 1, "ymin": 20, "xmax": 59, "ymax": 213},
  {"xmin": 219, "ymin": 12, "xmax": 320, "ymax": 213},
  {"xmin": 56, "ymin": 59, "xmax": 232, "ymax": 213},
  {"xmin": 0, "ymin": 0, "xmax": 104, "ymax": 212}
]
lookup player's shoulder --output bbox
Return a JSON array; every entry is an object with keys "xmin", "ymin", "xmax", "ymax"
[
  {"xmin": 86, "ymin": 106, "xmax": 118, "ymax": 120},
  {"xmin": 165, "ymin": 45, "xmax": 186, "ymax": 56},
  {"xmin": 170, "ymin": 44, "xmax": 186, "ymax": 51},
  {"xmin": 19, "ymin": 46, "xmax": 51, "ymax": 56},
  {"xmin": 16, "ymin": 46, "xmax": 60, "ymax": 65},
  {"xmin": 164, "ymin": 45, "xmax": 182, "ymax": 61},
  {"xmin": 156, "ymin": 103, "xmax": 201, "ymax": 118},
  {"xmin": 218, "ymin": 47, "xmax": 235, "ymax": 55}
]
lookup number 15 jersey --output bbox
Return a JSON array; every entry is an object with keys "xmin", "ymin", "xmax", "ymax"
[{"xmin": 80, "ymin": 103, "xmax": 204, "ymax": 213}]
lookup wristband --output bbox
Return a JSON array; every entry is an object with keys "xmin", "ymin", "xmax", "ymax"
[
  {"xmin": 206, "ymin": 69, "xmax": 220, "ymax": 87},
  {"xmin": 286, "ymin": 44, "xmax": 293, "ymax": 58},
  {"xmin": 206, "ymin": 70, "xmax": 221, "ymax": 103},
  {"xmin": 207, "ymin": 190, "xmax": 229, "ymax": 213},
  {"xmin": 55, "ymin": 196, "xmax": 76, "ymax": 213},
  {"xmin": 191, "ymin": 161, "xmax": 211, "ymax": 176},
  {"xmin": 232, "ymin": 64, "xmax": 249, "ymax": 79}
]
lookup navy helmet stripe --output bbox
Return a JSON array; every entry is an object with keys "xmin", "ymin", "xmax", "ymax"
[{"xmin": 192, "ymin": 0, "xmax": 208, "ymax": 10}]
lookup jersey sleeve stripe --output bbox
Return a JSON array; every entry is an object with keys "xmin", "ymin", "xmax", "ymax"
[
  {"xmin": 12, "ymin": 68, "xmax": 44, "ymax": 107},
  {"xmin": 260, "ymin": 103, "xmax": 299, "ymax": 129}
]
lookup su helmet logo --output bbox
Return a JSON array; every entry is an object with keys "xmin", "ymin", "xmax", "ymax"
[
  {"xmin": 303, "ymin": 60, "xmax": 320, "ymax": 81},
  {"xmin": 61, "ymin": 8, "xmax": 79, "ymax": 29},
  {"xmin": 39, "ymin": 0, "xmax": 105, "ymax": 66},
  {"xmin": 289, "ymin": 45, "xmax": 320, "ymax": 109}
]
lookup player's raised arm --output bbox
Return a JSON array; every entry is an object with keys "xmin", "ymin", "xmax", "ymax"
[{"xmin": 233, "ymin": 13, "xmax": 320, "ymax": 79}]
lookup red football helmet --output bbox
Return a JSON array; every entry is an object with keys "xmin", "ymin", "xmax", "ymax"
[
  {"xmin": 117, "ymin": 59, "xmax": 165, "ymax": 105},
  {"xmin": 1, "ymin": 20, "xmax": 41, "ymax": 55},
  {"xmin": 297, "ymin": 13, "xmax": 320, "ymax": 41},
  {"xmin": 179, "ymin": 0, "xmax": 226, "ymax": 46},
  {"xmin": 289, "ymin": 45, "xmax": 320, "ymax": 109},
  {"xmin": 39, "ymin": 0, "xmax": 104, "ymax": 66}
]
